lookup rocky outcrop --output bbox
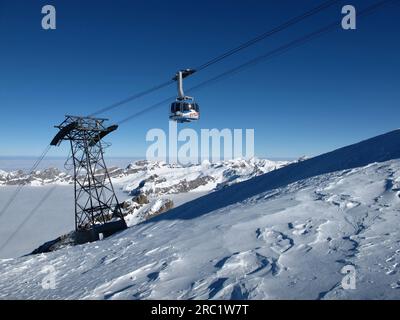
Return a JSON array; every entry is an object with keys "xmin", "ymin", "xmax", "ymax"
[
  {"xmin": 132, "ymin": 194, "xmax": 150, "ymax": 205},
  {"xmin": 144, "ymin": 199, "xmax": 174, "ymax": 219},
  {"xmin": 122, "ymin": 196, "xmax": 174, "ymax": 222}
]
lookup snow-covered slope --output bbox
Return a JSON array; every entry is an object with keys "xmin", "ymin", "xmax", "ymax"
[{"xmin": 1, "ymin": 130, "xmax": 400, "ymax": 299}]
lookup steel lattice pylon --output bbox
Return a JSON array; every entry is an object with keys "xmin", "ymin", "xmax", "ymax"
[{"xmin": 51, "ymin": 115, "xmax": 126, "ymax": 242}]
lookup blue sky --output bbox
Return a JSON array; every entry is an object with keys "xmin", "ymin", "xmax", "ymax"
[{"xmin": 0, "ymin": 0, "xmax": 399, "ymax": 159}]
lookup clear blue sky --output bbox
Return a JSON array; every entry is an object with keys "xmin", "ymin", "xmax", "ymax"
[{"xmin": 0, "ymin": 0, "xmax": 399, "ymax": 159}]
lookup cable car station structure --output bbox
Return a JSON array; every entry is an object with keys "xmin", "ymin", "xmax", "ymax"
[{"xmin": 50, "ymin": 115, "xmax": 127, "ymax": 244}]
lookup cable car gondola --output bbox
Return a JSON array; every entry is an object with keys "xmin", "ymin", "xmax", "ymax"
[{"xmin": 169, "ymin": 69, "xmax": 200, "ymax": 123}]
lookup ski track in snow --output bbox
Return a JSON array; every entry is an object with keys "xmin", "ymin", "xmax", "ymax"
[{"xmin": 0, "ymin": 159, "xmax": 400, "ymax": 299}]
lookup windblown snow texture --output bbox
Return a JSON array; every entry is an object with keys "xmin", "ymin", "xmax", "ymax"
[
  {"xmin": 149, "ymin": 129, "xmax": 400, "ymax": 222},
  {"xmin": 0, "ymin": 130, "xmax": 400, "ymax": 299}
]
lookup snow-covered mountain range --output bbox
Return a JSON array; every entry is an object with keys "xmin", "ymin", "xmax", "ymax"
[
  {"xmin": 0, "ymin": 158, "xmax": 287, "ymax": 188},
  {"xmin": 1, "ymin": 130, "xmax": 400, "ymax": 299},
  {"xmin": 0, "ymin": 168, "xmax": 71, "ymax": 186},
  {"xmin": 114, "ymin": 158, "xmax": 288, "ymax": 225},
  {"xmin": 1, "ymin": 158, "xmax": 289, "ymax": 227},
  {"xmin": 0, "ymin": 158, "xmax": 289, "ymax": 257}
]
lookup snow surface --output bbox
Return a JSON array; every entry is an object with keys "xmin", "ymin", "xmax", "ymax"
[{"xmin": 1, "ymin": 130, "xmax": 400, "ymax": 299}]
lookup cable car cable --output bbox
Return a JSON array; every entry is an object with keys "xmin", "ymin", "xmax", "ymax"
[
  {"xmin": 0, "ymin": 0, "xmax": 343, "ymax": 249},
  {"xmin": 89, "ymin": 79, "xmax": 175, "ymax": 117},
  {"xmin": 0, "ymin": 185, "xmax": 58, "ymax": 254},
  {"xmin": 117, "ymin": 0, "xmax": 396, "ymax": 125},
  {"xmin": 118, "ymin": 96, "xmax": 175, "ymax": 125},
  {"xmin": 1, "ymin": 0, "xmax": 392, "ymax": 222},
  {"xmin": 89, "ymin": 0, "xmax": 341, "ymax": 117},
  {"xmin": 194, "ymin": 0, "xmax": 341, "ymax": 71},
  {"xmin": 0, "ymin": 145, "xmax": 52, "ymax": 220},
  {"xmin": 0, "ymin": 0, "xmax": 395, "ymax": 251}
]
